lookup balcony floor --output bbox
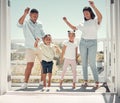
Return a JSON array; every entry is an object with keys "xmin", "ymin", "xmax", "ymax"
[
  {"xmin": 0, "ymin": 92, "xmax": 114, "ymax": 103},
  {"xmin": 0, "ymin": 83, "xmax": 119, "ymax": 103}
]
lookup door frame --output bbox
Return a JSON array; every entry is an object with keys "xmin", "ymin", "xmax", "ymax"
[
  {"xmin": 0, "ymin": 0, "xmax": 120, "ymax": 96},
  {"xmin": 106, "ymin": 0, "xmax": 120, "ymax": 96},
  {"xmin": 0, "ymin": 0, "xmax": 11, "ymax": 95}
]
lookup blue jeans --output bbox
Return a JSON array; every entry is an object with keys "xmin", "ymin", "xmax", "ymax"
[{"xmin": 80, "ymin": 38, "xmax": 98, "ymax": 82}]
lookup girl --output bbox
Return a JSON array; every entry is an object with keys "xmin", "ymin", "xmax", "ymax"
[{"xmin": 60, "ymin": 31, "xmax": 78, "ymax": 89}]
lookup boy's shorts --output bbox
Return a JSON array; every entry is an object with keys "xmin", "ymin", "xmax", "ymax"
[
  {"xmin": 25, "ymin": 48, "xmax": 42, "ymax": 62},
  {"xmin": 41, "ymin": 60, "xmax": 53, "ymax": 74}
]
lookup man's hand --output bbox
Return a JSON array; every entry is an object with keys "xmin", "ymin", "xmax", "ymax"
[
  {"xmin": 34, "ymin": 37, "xmax": 40, "ymax": 48},
  {"xmin": 35, "ymin": 37, "xmax": 40, "ymax": 42},
  {"xmin": 24, "ymin": 7, "xmax": 30, "ymax": 15}
]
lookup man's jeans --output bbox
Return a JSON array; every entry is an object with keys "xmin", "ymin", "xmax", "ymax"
[{"xmin": 80, "ymin": 38, "xmax": 98, "ymax": 82}]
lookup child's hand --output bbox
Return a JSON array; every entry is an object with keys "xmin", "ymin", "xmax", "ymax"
[
  {"xmin": 60, "ymin": 57, "xmax": 64, "ymax": 64},
  {"xmin": 54, "ymin": 45, "xmax": 61, "ymax": 53},
  {"xmin": 34, "ymin": 41, "xmax": 38, "ymax": 48}
]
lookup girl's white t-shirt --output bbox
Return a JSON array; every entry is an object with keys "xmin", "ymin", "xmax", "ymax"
[
  {"xmin": 63, "ymin": 40, "xmax": 78, "ymax": 60},
  {"xmin": 76, "ymin": 19, "xmax": 100, "ymax": 39}
]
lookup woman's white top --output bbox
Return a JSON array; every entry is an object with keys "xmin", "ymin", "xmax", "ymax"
[{"xmin": 76, "ymin": 19, "xmax": 100, "ymax": 39}]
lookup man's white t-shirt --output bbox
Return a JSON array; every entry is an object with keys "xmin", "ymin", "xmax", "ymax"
[
  {"xmin": 63, "ymin": 40, "xmax": 78, "ymax": 60},
  {"xmin": 76, "ymin": 19, "xmax": 100, "ymax": 39}
]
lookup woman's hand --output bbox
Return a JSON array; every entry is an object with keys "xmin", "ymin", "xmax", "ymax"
[
  {"xmin": 63, "ymin": 17, "xmax": 67, "ymax": 22},
  {"xmin": 88, "ymin": 0, "xmax": 102, "ymax": 24},
  {"xmin": 88, "ymin": 1, "xmax": 95, "ymax": 8},
  {"xmin": 62, "ymin": 16, "xmax": 77, "ymax": 30}
]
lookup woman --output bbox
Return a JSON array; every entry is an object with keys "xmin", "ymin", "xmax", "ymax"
[{"xmin": 62, "ymin": 1, "xmax": 102, "ymax": 88}]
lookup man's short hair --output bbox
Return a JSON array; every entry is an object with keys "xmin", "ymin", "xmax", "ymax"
[{"xmin": 30, "ymin": 9, "xmax": 39, "ymax": 14}]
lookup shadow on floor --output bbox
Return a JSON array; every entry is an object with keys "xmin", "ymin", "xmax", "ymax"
[
  {"xmin": 14, "ymin": 85, "xmax": 99, "ymax": 93},
  {"xmin": 56, "ymin": 86, "xmax": 97, "ymax": 92}
]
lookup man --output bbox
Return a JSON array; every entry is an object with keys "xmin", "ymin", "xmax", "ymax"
[{"xmin": 17, "ymin": 7, "xmax": 45, "ymax": 89}]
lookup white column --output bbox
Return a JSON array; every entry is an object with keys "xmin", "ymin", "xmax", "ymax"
[
  {"xmin": 109, "ymin": 0, "xmax": 120, "ymax": 96},
  {"xmin": 0, "ymin": 0, "xmax": 11, "ymax": 95},
  {"xmin": 115, "ymin": 0, "xmax": 120, "ymax": 97},
  {"xmin": 106, "ymin": 0, "xmax": 115, "ymax": 92}
]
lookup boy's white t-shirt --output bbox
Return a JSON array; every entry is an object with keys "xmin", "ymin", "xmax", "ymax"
[
  {"xmin": 76, "ymin": 19, "xmax": 100, "ymax": 39},
  {"xmin": 63, "ymin": 40, "xmax": 78, "ymax": 60}
]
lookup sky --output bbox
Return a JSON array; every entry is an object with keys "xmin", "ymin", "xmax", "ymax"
[{"xmin": 11, "ymin": 0, "xmax": 106, "ymax": 40}]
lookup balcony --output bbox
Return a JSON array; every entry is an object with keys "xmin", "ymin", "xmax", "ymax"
[{"xmin": 11, "ymin": 39, "xmax": 107, "ymax": 88}]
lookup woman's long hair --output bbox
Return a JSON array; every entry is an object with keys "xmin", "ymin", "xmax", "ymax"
[{"xmin": 83, "ymin": 7, "xmax": 95, "ymax": 21}]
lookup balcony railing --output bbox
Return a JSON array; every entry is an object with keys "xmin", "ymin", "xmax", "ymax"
[{"xmin": 11, "ymin": 39, "xmax": 107, "ymax": 86}]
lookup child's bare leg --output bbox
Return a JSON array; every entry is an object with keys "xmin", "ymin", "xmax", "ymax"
[
  {"xmin": 59, "ymin": 79, "xmax": 63, "ymax": 87},
  {"xmin": 40, "ymin": 68, "xmax": 43, "ymax": 81},
  {"xmin": 73, "ymin": 82, "xmax": 76, "ymax": 89},
  {"xmin": 39, "ymin": 63, "xmax": 43, "ymax": 82},
  {"xmin": 48, "ymin": 73, "xmax": 52, "ymax": 87},
  {"xmin": 43, "ymin": 73, "xmax": 47, "ymax": 87}
]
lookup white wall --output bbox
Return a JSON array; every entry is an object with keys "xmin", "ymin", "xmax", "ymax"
[{"xmin": 0, "ymin": 0, "xmax": 11, "ymax": 95}]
